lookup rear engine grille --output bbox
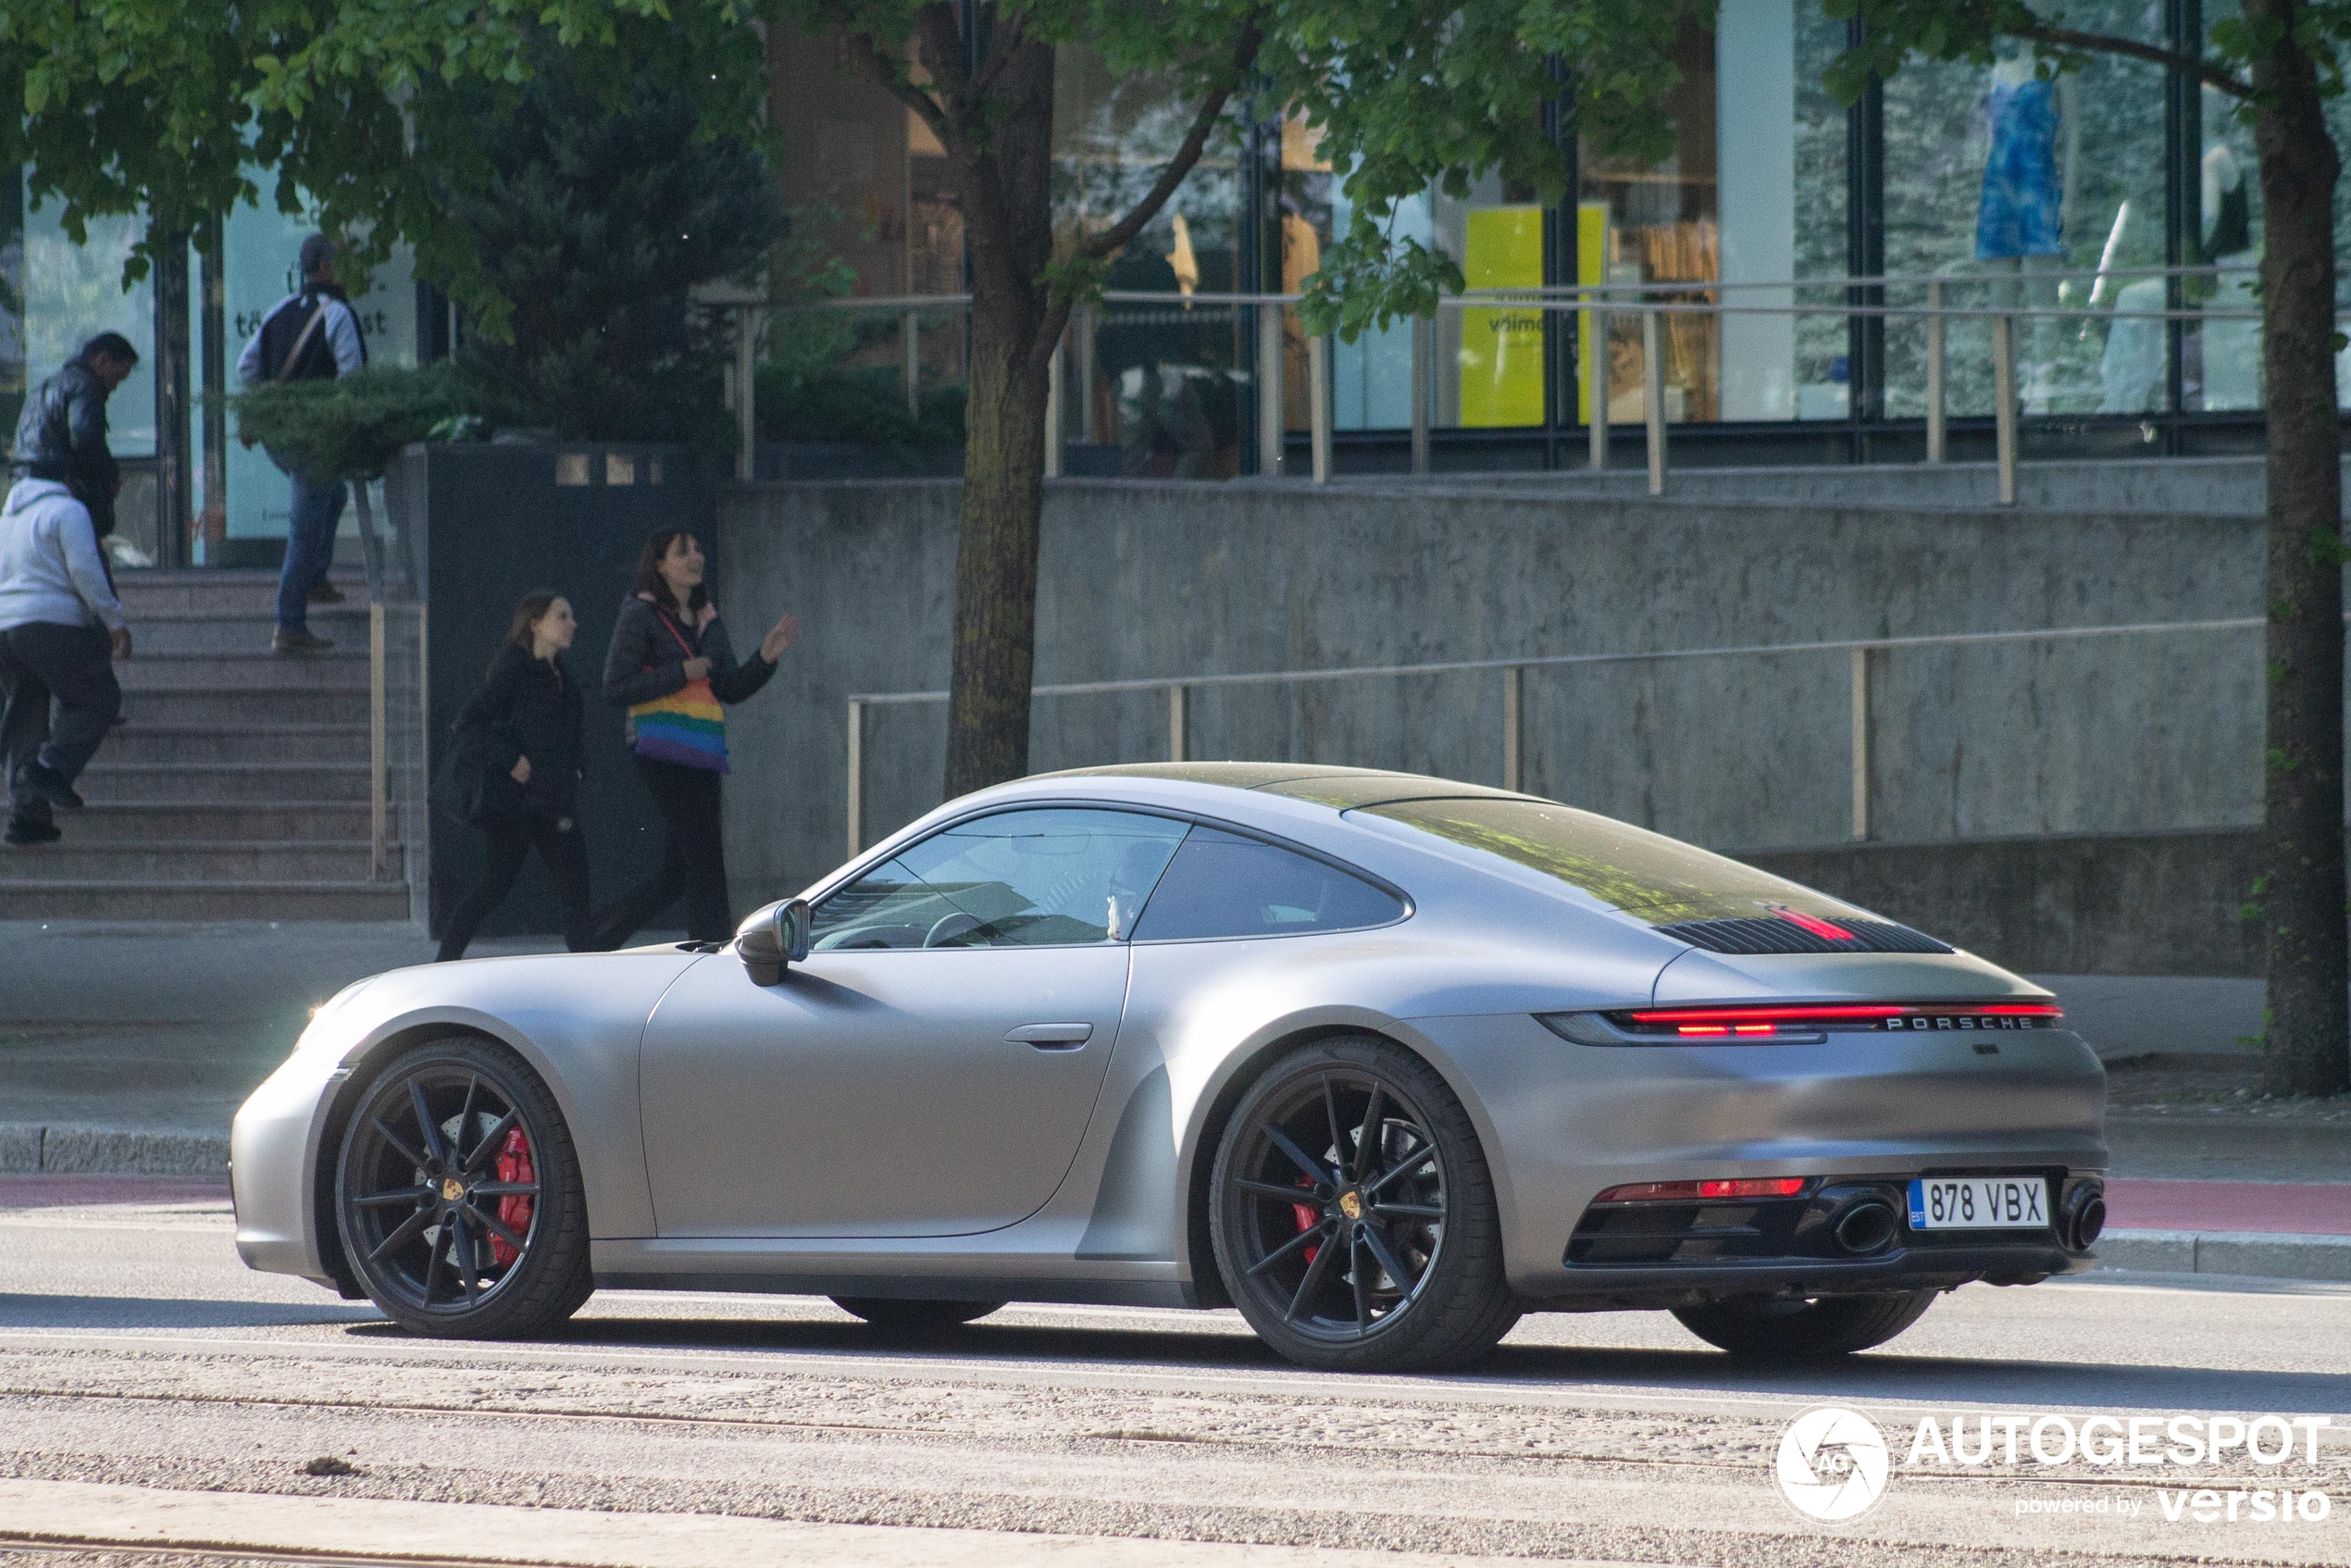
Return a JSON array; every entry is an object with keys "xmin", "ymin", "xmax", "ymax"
[{"xmin": 1656, "ymin": 915, "xmax": 1952, "ymax": 956}]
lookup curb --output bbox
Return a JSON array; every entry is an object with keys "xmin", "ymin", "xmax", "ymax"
[
  {"xmin": 0, "ymin": 1124, "xmax": 229, "ymax": 1176},
  {"xmin": 2095, "ymin": 1226, "xmax": 2351, "ymax": 1284}
]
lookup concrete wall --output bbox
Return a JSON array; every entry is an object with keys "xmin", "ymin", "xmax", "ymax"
[{"xmin": 716, "ymin": 479, "xmax": 2272, "ymax": 971}]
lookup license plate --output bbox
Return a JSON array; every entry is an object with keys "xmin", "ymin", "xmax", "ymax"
[{"xmin": 1907, "ymin": 1176, "xmax": 2048, "ymax": 1231}]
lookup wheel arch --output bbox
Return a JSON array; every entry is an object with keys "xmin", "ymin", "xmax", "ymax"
[{"xmin": 1176, "ymin": 1019, "xmax": 1492, "ymax": 1312}]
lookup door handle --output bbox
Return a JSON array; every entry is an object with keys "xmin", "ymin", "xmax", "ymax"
[{"xmin": 1005, "ymin": 1023, "xmax": 1093, "ymax": 1050}]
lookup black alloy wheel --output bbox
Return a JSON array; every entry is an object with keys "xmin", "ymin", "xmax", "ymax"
[
  {"xmin": 335, "ymin": 1038, "xmax": 592, "ymax": 1338},
  {"xmin": 1210, "ymin": 1036, "xmax": 1520, "ymax": 1373}
]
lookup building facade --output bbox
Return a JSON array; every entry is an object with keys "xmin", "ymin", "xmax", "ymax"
[{"xmin": 777, "ymin": 0, "xmax": 2326, "ymax": 476}]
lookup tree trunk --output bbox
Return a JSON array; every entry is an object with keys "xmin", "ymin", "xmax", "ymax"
[
  {"xmin": 939, "ymin": 32, "xmax": 1059, "ymax": 800},
  {"xmin": 944, "ymin": 294, "xmax": 1051, "ymax": 797},
  {"xmin": 2248, "ymin": 0, "xmax": 2351, "ymax": 1096}
]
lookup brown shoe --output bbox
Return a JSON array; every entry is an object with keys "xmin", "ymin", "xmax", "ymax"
[
  {"xmin": 308, "ymin": 581, "xmax": 347, "ymax": 604},
  {"xmin": 271, "ymin": 628, "xmax": 334, "ymax": 654}
]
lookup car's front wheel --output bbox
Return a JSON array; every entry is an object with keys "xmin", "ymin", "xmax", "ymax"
[
  {"xmin": 1210, "ymin": 1035, "xmax": 1520, "ymax": 1373},
  {"xmin": 334, "ymin": 1037, "xmax": 592, "ymax": 1338},
  {"xmin": 1672, "ymin": 1289, "xmax": 1938, "ymax": 1358}
]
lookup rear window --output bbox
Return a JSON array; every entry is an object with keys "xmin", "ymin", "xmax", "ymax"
[
  {"xmin": 1130, "ymin": 827, "xmax": 1404, "ymax": 941},
  {"xmin": 1354, "ymin": 797, "xmax": 1865, "ymax": 927}
]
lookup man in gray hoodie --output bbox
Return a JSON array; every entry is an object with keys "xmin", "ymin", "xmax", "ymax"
[{"xmin": 0, "ymin": 476, "xmax": 131, "ymax": 846}]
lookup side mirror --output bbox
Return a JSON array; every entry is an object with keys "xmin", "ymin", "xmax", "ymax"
[{"xmin": 738, "ymin": 897, "xmax": 812, "ymax": 985}]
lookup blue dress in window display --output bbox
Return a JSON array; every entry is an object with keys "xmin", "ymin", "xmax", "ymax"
[{"xmin": 1975, "ymin": 76, "xmax": 2063, "ymax": 260}]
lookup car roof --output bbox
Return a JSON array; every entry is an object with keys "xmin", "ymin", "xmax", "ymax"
[{"xmin": 1031, "ymin": 761, "xmax": 1531, "ymax": 811}]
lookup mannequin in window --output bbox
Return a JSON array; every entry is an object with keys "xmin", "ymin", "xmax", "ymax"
[
  {"xmin": 2195, "ymin": 86, "xmax": 2260, "ymax": 412},
  {"xmin": 1976, "ymin": 43, "xmax": 2077, "ymax": 409}
]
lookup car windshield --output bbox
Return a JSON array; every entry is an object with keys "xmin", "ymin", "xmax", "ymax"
[{"xmin": 1352, "ymin": 797, "xmax": 1867, "ymax": 927}]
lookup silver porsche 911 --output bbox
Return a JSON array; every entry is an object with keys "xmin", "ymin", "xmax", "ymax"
[{"xmin": 232, "ymin": 763, "xmax": 2107, "ymax": 1372}]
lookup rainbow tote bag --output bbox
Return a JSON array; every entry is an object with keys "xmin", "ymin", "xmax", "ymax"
[{"xmin": 629, "ymin": 610, "xmax": 729, "ymax": 773}]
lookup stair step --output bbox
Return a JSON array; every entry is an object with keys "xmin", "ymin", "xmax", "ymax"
[
  {"xmin": 103, "ymin": 725, "xmax": 371, "ymax": 766},
  {"xmin": 0, "ymin": 839, "xmax": 402, "ymax": 882},
  {"xmin": 63, "ymin": 801, "xmax": 383, "ymax": 841},
  {"xmin": 116, "ymin": 653, "xmax": 371, "ymax": 691},
  {"xmin": 112, "ymin": 570, "xmax": 369, "ymax": 617},
  {"xmin": 77, "ymin": 762, "xmax": 371, "ymax": 803},
  {"xmin": 130, "ymin": 607, "xmax": 379, "ymax": 656},
  {"xmin": 116, "ymin": 690, "xmax": 369, "ymax": 727},
  {"xmin": 0, "ymin": 878, "xmax": 412, "ymax": 921}
]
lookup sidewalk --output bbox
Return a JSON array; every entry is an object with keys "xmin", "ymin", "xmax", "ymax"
[
  {"xmin": 2097, "ymin": 1176, "xmax": 2351, "ymax": 1283},
  {"xmin": 0, "ymin": 919, "xmax": 663, "ymax": 1172}
]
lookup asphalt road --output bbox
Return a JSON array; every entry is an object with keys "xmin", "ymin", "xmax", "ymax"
[{"xmin": 1, "ymin": 1183, "xmax": 2347, "ymax": 1568}]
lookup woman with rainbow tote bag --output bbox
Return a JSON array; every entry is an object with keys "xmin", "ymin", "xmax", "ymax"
[{"xmin": 591, "ymin": 529, "xmax": 797, "ymax": 948}]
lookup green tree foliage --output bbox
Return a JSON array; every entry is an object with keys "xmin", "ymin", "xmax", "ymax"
[
  {"xmin": 439, "ymin": 41, "xmax": 782, "ymax": 443},
  {"xmin": 1828, "ymin": 0, "xmax": 2351, "ymax": 1099},
  {"xmin": 0, "ymin": 0, "xmax": 772, "ymax": 336},
  {"xmin": 793, "ymin": 0, "xmax": 1708, "ymax": 794},
  {"xmin": 230, "ymin": 364, "xmax": 463, "ymax": 479}
]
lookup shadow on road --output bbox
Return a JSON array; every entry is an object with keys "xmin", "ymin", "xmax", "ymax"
[{"xmin": 317, "ymin": 1311, "xmax": 2351, "ymax": 1415}]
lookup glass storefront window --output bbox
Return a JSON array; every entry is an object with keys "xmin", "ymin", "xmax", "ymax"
[
  {"xmin": 1579, "ymin": 16, "xmax": 1716, "ymax": 425},
  {"xmin": 19, "ymin": 200, "xmax": 156, "ymax": 457},
  {"xmin": 1054, "ymin": 44, "xmax": 1248, "ymax": 476},
  {"xmin": 1881, "ymin": 2, "xmax": 2171, "ymax": 419},
  {"xmin": 1723, "ymin": 0, "xmax": 1850, "ymax": 421}
]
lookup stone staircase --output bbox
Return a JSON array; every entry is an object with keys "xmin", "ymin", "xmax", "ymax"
[{"xmin": 0, "ymin": 569, "xmax": 414, "ymax": 921}]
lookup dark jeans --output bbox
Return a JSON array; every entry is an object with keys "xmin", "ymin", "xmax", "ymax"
[
  {"xmin": 275, "ymin": 467, "xmax": 347, "ymax": 631},
  {"xmin": 0, "ymin": 622, "xmax": 119, "ymax": 828},
  {"xmin": 436, "ymin": 811, "xmax": 593, "ymax": 962},
  {"xmin": 591, "ymin": 756, "xmax": 729, "ymax": 947}
]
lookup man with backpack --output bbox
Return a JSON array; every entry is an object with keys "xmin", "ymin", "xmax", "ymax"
[{"xmin": 237, "ymin": 232, "xmax": 366, "ymax": 653}]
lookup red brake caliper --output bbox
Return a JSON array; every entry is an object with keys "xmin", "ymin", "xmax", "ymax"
[
  {"xmin": 489, "ymin": 1127, "xmax": 535, "ymax": 1268},
  {"xmin": 1292, "ymin": 1179, "xmax": 1320, "ymax": 1265}
]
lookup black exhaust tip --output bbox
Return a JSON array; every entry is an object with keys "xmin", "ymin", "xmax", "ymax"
[
  {"xmin": 1833, "ymin": 1200, "xmax": 1899, "ymax": 1255},
  {"xmin": 2059, "ymin": 1182, "xmax": 2107, "ymax": 1251}
]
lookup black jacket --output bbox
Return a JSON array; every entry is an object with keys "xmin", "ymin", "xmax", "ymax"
[
  {"xmin": 602, "ymin": 594, "xmax": 776, "ymax": 725},
  {"xmin": 10, "ymin": 360, "xmax": 118, "ymax": 537},
  {"xmin": 456, "ymin": 645, "xmax": 585, "ymax": 817}
]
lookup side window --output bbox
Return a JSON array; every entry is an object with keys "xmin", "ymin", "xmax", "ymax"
[
  {"xmin": 1129, "ymin": 827, "xmax": 1404, "ymax": 941},
  {"xmin": 811, "ymin": 808, "xmax": 1188, "ymax": 950}
]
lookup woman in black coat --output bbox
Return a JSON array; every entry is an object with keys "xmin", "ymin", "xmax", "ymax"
[
  {"xmin": 589, "ymin": 529, "xmax": 797, "ymax": 948},
  {"xmin": 436, "ymin": 592, "xmax": 593, "ymax": 962}
]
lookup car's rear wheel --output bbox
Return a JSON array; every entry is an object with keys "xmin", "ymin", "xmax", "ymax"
[
  {"xmin": 1672, "ymin": 1289, "xmax": 1938, "ymax": 1358},
  {"xmin": 1210, "ymin": 1035, "xmax": 1520, "ymax": 1373},
  {"xmin": 830, "ymin": 1297, "xmax": 1003, "ymax": 1332},
  {"xmin": 334, "ymin": 1037, "xmax": 592, "ymax": 1339}
]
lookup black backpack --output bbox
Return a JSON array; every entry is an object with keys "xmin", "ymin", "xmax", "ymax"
[{"xmin": 255, "ymin": 292, "xmax": 342, "ymax": 383}]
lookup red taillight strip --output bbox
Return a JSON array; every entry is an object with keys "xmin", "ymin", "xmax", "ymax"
[
  {"xmin": 1595, "ymin": 1177, "xmax": 1810, "ymax": 1203},
  {"xmin": 1624, "ymin": 1002, "xmax": 2062, "ymax": 1026}
]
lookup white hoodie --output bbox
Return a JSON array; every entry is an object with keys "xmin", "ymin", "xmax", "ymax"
[{"xmin": 0, "ymin": 478, "xmax": 126, "ymax": 634}]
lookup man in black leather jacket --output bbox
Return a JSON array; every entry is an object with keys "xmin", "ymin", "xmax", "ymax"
[{"xmin": 10, "ymin": 333, "xmax": 137, "ymax": 544}]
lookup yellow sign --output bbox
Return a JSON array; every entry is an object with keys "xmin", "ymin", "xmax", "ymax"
[
  {"xmin": 1576, "ymin": 202, "xmax": 1607, "ymax": 425},
  {"xmin": 1460, "ymin": 206, "xmax": 1544, "ymax": 428}
]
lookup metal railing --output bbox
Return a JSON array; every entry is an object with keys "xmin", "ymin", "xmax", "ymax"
[
  {"xmin": 720, "ymin": 262, "xmax": 2270, "ymax": 501},
  {"xmin": 840, "ymin": 614, "xmax": 2263, "ymax": 859},
  {"xmin": 354, "ymin": 477, "xmax": 429, "ymax": 889}
]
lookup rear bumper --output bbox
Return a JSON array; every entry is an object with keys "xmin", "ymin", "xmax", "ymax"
[{"xmin": 1401, "ymin": 1014, "xmax": 2108, "ymax": 1298}]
